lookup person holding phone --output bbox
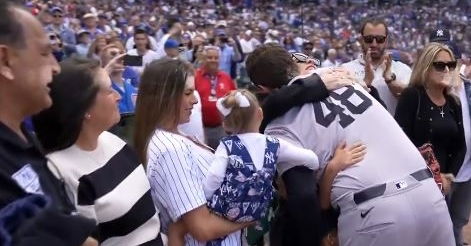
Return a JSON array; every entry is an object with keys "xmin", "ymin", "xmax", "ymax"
[
  {"xmin": 342, "ymin": 17, "xmax": 412, "ymax": 115},
  {"xmin": 126, "ymin": 28, "xmax": 159, "ymax": 75},
  {"xmin": 101, "ymin": 44, "xmax": 138, "ymax": 113}
]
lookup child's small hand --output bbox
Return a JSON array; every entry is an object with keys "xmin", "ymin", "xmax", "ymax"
[{"xmin": 330, "ymin": 141, "xmax": 366, "ymax": 172}]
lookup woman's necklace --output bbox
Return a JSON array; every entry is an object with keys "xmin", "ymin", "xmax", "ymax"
[{"xmin": 439, "ymin": 106, "xmax": 445, "ymax": 118}]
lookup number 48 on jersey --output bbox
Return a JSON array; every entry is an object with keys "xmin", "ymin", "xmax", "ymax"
[{"xmin": 313, "ymin": 85, "xmax": 373, "ymax": 128}]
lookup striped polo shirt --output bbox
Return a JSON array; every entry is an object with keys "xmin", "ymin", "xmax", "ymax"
[
  {"xmin": 47, "ymin": 131, "xmax": 162, "ymax": 245},
  {"xmin": 147, "ymin": 129, "xmax": 241, "ymax": 246}
]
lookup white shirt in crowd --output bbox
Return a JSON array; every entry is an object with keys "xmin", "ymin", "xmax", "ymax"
[
  {"xmin": 203, "ymin": 132, "xmax": 319, "ymax": 199},
  {"xmin": 264, "ymin": 82, "xmax": 429, "ymax": 207},
  {"xmin": 125, "ymin": 36, "xmax": 159, "ymax": 52},
  {"xmin": 322, "ymin": 59, "xmax": 341, "ymax": 68},
  {"xmin": 342, "ymin": 54, "xmax": 412, "ymax": 115},
  {"xmin": 127, "ymin": 48, "xmax": 160, "ymax": 74},
  {"xmin": 239, "ymin": 38, "xmax": 260, "ymax": 55},
  {"xmin": 455, "ymin": 83, "xmax": 471, "ymax": 182},
  {"xmin": 179, "ymin": 91, "xmax": 205, "ymax": 144},
  {"xmin": 147, "ymin": 130, "xmax": 241, "ymax": 246}
]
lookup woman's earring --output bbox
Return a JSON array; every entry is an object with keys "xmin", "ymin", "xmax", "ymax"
[{"xmin": 85, "ymin": 113, "xmax": 91, "ymax": 119}]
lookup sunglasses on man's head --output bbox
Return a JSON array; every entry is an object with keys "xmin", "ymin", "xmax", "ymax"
[
  {"xmin": 291, "ymin": 53, "xmax": 321, "ymax": 67},
  {"xmin": 362, "ymin": 35, "xmax": 387, "ymax": 44},
  {"xmin": 432, "ymin": 61, "xmax": 457, "ymax": 72}
]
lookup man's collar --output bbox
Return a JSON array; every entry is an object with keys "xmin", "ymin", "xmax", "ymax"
[
  {"xmin": 200, "ymin": 67, "xmax": 219, "ymax": 77},
  {"xmin": 357, "ymin": 53, "xmax": 366, "ymax": 65},
  {"xmin": 0, "ymin": 121, "xmax": 36, "ymax": 151}
]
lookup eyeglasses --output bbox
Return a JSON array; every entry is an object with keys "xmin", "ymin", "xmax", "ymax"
[
  {"xmin": 362, "ymin": 35, "xmax": 387, "ymax": 44},
  {"xmin": 432, "ymin": 61, "xmax": 457, "ymax": 72},
  {"xmin": 53, "ymin": 14, "xmax": 63, "ymax": 18},
  {"xmin": 291, "ymin": 53, "xmax": 321, "ymax": 67}
]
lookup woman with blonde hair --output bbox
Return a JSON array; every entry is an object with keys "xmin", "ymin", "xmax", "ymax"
[
  {"xmin": 134, "ymin": 58, "xmax": 249, "ymax": 245},
  {"xmin": 395, "ymin": 42, "xmax": 466, "ymax": 195}
]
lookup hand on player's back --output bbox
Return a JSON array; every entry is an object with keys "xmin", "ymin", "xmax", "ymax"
[
  {"xmin": 319, "ymin": 67, "xmax": 356, "ymax": 91},
  {"xmin": 329, "ymin": 141, "xmax": 366, "ymax": 172}
]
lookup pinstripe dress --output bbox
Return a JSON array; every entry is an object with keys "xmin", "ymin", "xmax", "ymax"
[{"xmin": 147, "ymin": 129, "xmax": 241, "ymax": 246}]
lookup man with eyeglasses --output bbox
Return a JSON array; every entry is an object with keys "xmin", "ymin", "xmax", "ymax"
[
  {"xmin": 44, "ymin": 7, "xmax": 76, "ymax": 50},
  {"xmin": 342, "ymin": 17, "xmax": 412, "ymax": 115}
]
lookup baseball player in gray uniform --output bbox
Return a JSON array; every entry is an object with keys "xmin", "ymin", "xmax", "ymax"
[{"xmin": 247, "ymin": 44, "xmax": 455, "ymax": 246}]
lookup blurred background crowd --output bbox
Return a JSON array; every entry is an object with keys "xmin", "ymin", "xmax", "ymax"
[{"xmin": 29, "ymin": 0, "xmax": 471, "ymax": 89}]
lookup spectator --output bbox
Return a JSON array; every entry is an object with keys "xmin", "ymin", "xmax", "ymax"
[
  {"xmin": 127, "ymin": 28, "xmax": 159, "ymax": 74},
  {"xmin": 133, "ymin": 58, "xmax": 249, "ymax": 245},
  {"xmin": 0, "ymin": 2, "xmax": 95, "ymax": 245},
  {"xmin": 101, "ymin": 44, "xmax": 138, "ymax": 113},
  {"xmin": 87, "ymin": 34, "xmax": 107, "ymax": 60},
  {"xmin": 395, "ymin": 42, "xmax": 465, "ymax": 195},
  {"xmin": 342, "ymin": 17, "xmax": 412, "ymax": 115},
  {"xmin": 48, "ymin": 32, "xmax": 66, "ymax": 62},
  {"xmin": 213, "ymin": 30, "xmax": 242, "ymax": 77},
  {"xmin": 164, "ymin": 38, "xmax": 180, "ymax": 59},
  {"xmin": 82, "ymin": 13, "xmax": 103, "ymax": 40},
  {"xmin": 75, "ymin": 30, "xmax": 91, "ymax": 57},
  {"xmin": 32, "ymin": 57, "xmax": 163, "ymax": 245},
  {"xmin": 239, "ymin": 30, "xmax": 260, "ymax": 56},
  {"xmin": 424, "ymin": 29, "xmax": 471, "ymax": 246},
  {"xmin": 195, "ymin": 46, "xmax": 237, "ymax": 149},
  {"xmin": 125, "ymin": 25, "xmax": 159, "ymax": 52},
  {"xmin": 45, "ymin": 7, "xmax": 76, "ymax": 46},
  {"xmin": 322, "ymin": 49, "xmax": 341, "ymax": 68},
  {"xmin": 97, "ymin": 13, "xmax": 112, "ymax": 33}
]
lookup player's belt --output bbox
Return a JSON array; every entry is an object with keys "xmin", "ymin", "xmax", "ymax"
[{"xmin": 353, "ymin": 168, "xmax": 433, "ymax": 205}]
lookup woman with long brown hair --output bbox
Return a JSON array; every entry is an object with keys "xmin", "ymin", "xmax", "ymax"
[{"xmin": 134, "ymin": 58, "xmax": 248, "ymax": 245}]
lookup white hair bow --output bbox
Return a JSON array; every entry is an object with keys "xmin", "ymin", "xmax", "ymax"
[{"xmin": 216, "ymin": 92, "xmax": 251, "ymax": 117}]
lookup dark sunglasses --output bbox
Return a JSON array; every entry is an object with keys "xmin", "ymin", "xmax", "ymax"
[
  {"xmin": 291, "ymin": 53, "xmax": 321, "ymax": 67},
  {"xmin": 432, "ymin": 61, "xmax": 457, "ymax": 72},
  {"xmin": 362, "ymin": 35, "xmax": 387, "ymax": 44},
  {"xmin": 53, "ymin": 14, "xmax": 63, "ymax": 18}
]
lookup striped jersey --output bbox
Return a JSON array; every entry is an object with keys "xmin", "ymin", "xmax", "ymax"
[
  {"xmin": 47, "ymin": 131, "xmax": 162, "ymax": 246},
  {"xmin": 147, "ymin": 129, "xmax": 241, "ymax": 246}
]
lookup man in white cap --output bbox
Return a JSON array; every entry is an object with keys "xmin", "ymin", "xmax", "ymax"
[{"xmin": 82, "ymin": 13, "xmax": 103, "ymax": 39}]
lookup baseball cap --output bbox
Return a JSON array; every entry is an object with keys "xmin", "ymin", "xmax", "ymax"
[
  {"xmin": 82, "ymin": 13, "xmax": 97, "ymax": 20},
  {"xmin": 216, "ymin": 20, "xmax": 227, "ymax": 28},
  {"xmin": 429, "ymin": 28, "xmax": 451, "ymax": 43},
  {"xmin": 49, "ymin": 6, "xmax": 63, "ymax": 14},
  {"xmin": 429, "ymin": 28, "xmax": 462, "ymax": 59},
  {"xmin": 77, "ymin": 30, "xmax": 91, "ymax": 37},
  {"xmin": 164, "ymin": 39, "xmax": 179, "ymax": 49}
]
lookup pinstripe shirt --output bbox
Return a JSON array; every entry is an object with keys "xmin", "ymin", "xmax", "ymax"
[{"xmin": 147, "ymin": 130, "xmax": 241, "ymax": 246}]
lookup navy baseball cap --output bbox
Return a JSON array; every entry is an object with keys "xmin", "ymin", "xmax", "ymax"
[
  {"xmin": 49, "ymin": 7, "xmax": 63, "ymax": 14},
  {"xmin": 429, "ymin": 28, "xmax": 451, "ymax": 43},
  {"xmin": 429, "ymin": 28, "xmax": 461, "ymax": 59}
]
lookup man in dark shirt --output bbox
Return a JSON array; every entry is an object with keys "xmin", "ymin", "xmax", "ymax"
[{"xmin": 0, "ymin": 1, "xmax": 95, "ymax": 245}]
